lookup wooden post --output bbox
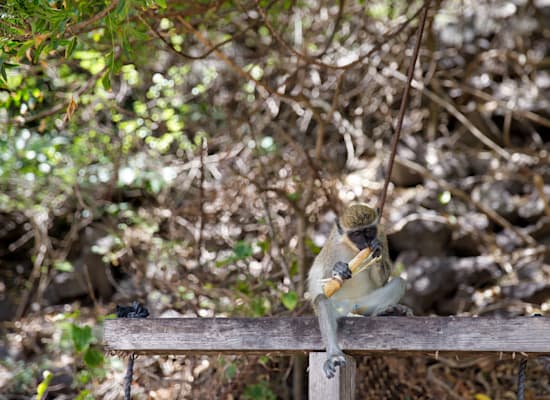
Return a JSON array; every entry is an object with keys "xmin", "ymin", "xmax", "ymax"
[{"xmin": 309, "ymin": 352, "xmax": 356, "ymax": 400}]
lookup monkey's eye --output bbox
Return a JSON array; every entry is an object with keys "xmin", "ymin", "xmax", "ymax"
[
  {"xmin": 363, "ymin": 226, "xmax": 377, "ymax": 241},
  {"xmin": 348, "ymin": 230, "xmax": 363, "ymax": 242}
]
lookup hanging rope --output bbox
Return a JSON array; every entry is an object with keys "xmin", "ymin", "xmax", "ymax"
[
  {"xmin": 516, "ymin": 358, "xmax": 527, "ymax": 400},
  {"xmin": 116, "ymin": 301, "xmax": 150, "ymax": 400},
  {"xmin": 378, "ymin": 0, "xmax": 431, "ymax": 216}
]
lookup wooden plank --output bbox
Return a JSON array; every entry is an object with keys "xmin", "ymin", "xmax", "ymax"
[
  {"xmin": 103, "ymin": 316, "xmax": 550, "ymax": 355},
  {"xmin": 309, "ymin": 352, "xmax": 356, "ymax": 400}
]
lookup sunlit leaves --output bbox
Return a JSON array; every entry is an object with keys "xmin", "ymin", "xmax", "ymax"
[{"xmin": 54, "ymin": 261, "xmax": 74, "ymax": 272}]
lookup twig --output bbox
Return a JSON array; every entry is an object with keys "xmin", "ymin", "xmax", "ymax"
[
  {"xmin": 176, "ymin": 16, "xmax": 305, "ymax": 106},
  {"xmin": 395, "ymin": 155, "xmax": 537, "ymax": 246},
  {"xmin": 387, "ymin": 70, "xmax": 512, "ymax": 160},
  {"xmin": 259, "ymin": 194, "xmax": 296, "ymax": 291},
  {"xmin": 533, "ymin": 175, "xmax": 550, "ymax": 220},
  {"xmin": 10, "ymin": 65, "xmax": 107, "ymax": 125},
  {"xmin": 440, "ymin": 80, "xmax": 550, "ymax": 129},
  {"xmin": 256, "ymin": 0, "xmax": 427, "ymax": 71},
  {"xmin": 427, "ymin": 364, "xmax": 463, "ymax": 400},
  {"xmin": 82, "ymin": 263, "xmax": 99, "ymax": 312},
  {"xmin": 315, "ymin": 73, "xmax": 344, "ymax": 162},
  {"xmin": 378, "ymin": 0, "xmax": 431, "ymax": 215},
  {"xmin": 313, "ymin": 0, "xmax": 345, "ymax": 58},
  {"xmin": 139, "ymin": 14, "xmax": 252, "ymax": 60},
  {"xmin": 15, "ymin": 211, "xmax": 50, "ymax": 319},
  {"xmin": 197, "ymin": 137, "xmax": 207, "ymax": 268},
  {"xmin": 271, "ymin": 123, "xmax": 338, "ymax": 215}
]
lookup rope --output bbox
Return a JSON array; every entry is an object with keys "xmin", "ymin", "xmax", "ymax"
[
  {"xmin": 116, "ymin": 301, "xmax": 149, "ymax": 400},
  {"xmin": 124, "ymin": 354, "xmax": 136, "ymax": 400},
  {"xmin": 516, "ymin": 358, "xmax": 527, "ymax": 400}
]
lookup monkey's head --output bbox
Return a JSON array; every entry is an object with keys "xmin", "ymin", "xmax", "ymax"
[{"xmin": 338, "ymin": 203, "xmax": 379, "ymax": 251}]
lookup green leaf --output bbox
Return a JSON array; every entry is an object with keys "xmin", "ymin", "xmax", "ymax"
[
  {"xmin": 225, "ymin": 363, "xmax": 237, "ymax": 380},
  {"xmin": 281, "ymin": 291, "xmax": 298, "ymax": 311},
  {"xmin": 154, "ymin": 0, "xmax": 167, "ymax": 8},
  {"xmin": 36, "ymin": 370, "xmax": 53, "ymax": 398},
  {"xmin": 438, "ymin": 190, "xmax": 452, "ymax": 205},
  {"xmin": 289, "ymin": 260, "xmax": 298, "ymax": 276},
  {"xmin": 305, "ymin": 238, "xmax": 321, "ymax": 255},
  {"xmin": 243, "ymin": 381, "xmax": 276, "ymax": 400},
  {"xmin": 71, "ymin": 324, "xmax": 93, "ymax": 352},
  {"xmin": 233, "ymin": 241, "xmax": 253, "ymax": 259},
  {"xmin": 54, "ymin": 261, "xmax": 73, "ymax": 272},
  {"xmin": 0, "ymin": 64, "xmax": 7, "ymax": 82},
  {"xmin": 286, "ymin": 192, "xmax": 300, "ymax": 202},
  {"xmin": 115, "ymin": 0, "xmax": 127, "ymax": 15},
  {"xmin": 75, "ymin": 389, "xmax": 93, "ymax": 400},
  {"xmin": 257, "ymin": 240, "xmax": 270, "ymax": 253},
  {"xmin": 84, "ymin": 347, "xmax": 104, "ymax": 367},
  {"xmin": 250, "ymin": 297, "xmax": 270, "ymax": 317},
  {"xmin": 102, "ymin": 73, "xmax": 111, "ymax": 90},
  {"xmin": 66, "ymin": 37, "xmax": 77, "ymax": 58}
]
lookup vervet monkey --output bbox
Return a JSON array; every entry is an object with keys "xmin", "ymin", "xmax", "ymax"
[{"xmin": 307, "ymin": 203, "xmax": 408, "ymax": 378}]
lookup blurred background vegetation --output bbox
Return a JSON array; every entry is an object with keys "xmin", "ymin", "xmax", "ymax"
[{"xmin": 1, "ymin": 0, "xmax": 550, "ymax": 399}]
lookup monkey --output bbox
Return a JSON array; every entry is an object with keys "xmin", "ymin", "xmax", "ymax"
[{"xmin": 307, "ymin": 203, "xmax": 409, "ymax": 379}]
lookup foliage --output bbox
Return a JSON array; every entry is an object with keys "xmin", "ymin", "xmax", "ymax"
[
  {"xmin": 242, "ymin": 381, "xmax": 277, "ymax": 400},
  {"xmin": 1, "ymin": 0, "xmax": 550, "ymax": 398}
]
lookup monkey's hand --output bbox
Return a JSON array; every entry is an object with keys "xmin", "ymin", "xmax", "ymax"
[
  {"xmin": 368, "ymin": 237, "xmax": 382, "ymax": 258},
  {"xmin": 323, "ymin": 352, "xmax": 347, "ymax": 379},
  {"xmin": 332, "ymin": 261, "xmax": 352, "ymax": 281}
]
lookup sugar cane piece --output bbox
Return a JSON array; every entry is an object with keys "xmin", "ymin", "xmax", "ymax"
[{"xmin": 322, "ymin": 247, "xmax": 373, "ymax": 298}]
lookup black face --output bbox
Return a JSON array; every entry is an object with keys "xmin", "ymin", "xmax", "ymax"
[{"xmin": 347, "ymin": 225, "xmax": 377, "ymax": 250}]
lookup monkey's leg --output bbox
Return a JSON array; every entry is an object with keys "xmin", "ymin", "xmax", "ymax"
[
  {"xmin": 314, "ymin": 295, "xmax": 347, "ymax": 379},
  {"xmin": 342, "ymin": 277, "xmax": 410, "ymax": 316}
]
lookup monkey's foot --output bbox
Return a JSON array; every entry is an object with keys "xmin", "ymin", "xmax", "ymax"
[
  {"xmin": 323, "ymin": 353, "xmax": 347, "ymax": 379},
  {"xmin": 373, "ymin": 304, "xmax": 413, "ymax": 316},
  {"xmin": 331, "ymin": 261, "xmax": 352, "ymax": 281}
]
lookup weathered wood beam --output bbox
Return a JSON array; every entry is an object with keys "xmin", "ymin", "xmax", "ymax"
[
  {"xmin": 103, "ymin": 316, "xmax": 550, "ymax": 356},
  {"xmin": 309, "ymin": 353, "xmax": 355, "ymax": 400}
]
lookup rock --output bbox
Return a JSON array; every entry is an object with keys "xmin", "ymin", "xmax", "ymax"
[
  {"xmin": 390, "ymin": 135, "xmax": 425, "ymax": 187},
  {"xmin": 404, "ymin": 256, "xmax": 502, "ymax": 315},
  {"xmin": 388, "ymin": 216, "xmax": 452, "ymax": 257},
  {"xmin": 518, "ymin": 185, "xmax": 550, "ymax": 220},
  {"xmin": 502, "ymin": 282, "xmax": 550, "ymax": 304},
  {"xmin": 43, "ymin": 226, "xmax": 114, "ymax": 304},
  {"xmin": 471, "ymin": 180, "xmax": 524, "ymax": 222}
]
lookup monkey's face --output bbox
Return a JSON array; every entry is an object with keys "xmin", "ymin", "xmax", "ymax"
[{"xmin": 346, "ymin": 225, "xmax": 377, "ymax": 250}]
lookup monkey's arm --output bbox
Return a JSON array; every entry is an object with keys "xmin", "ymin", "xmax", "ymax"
[{"xmin": 314, "ymin": 294, "xmax": 347, "ymax": 379}]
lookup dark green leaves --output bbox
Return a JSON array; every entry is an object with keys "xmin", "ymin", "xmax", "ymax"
[
  {"xmin": 281, "ymin": 291, "xmax": 298, "ymax": 311},
  {"xmin": 71, "ymin": 324, "xmax": 93, "ymax": 352}
]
